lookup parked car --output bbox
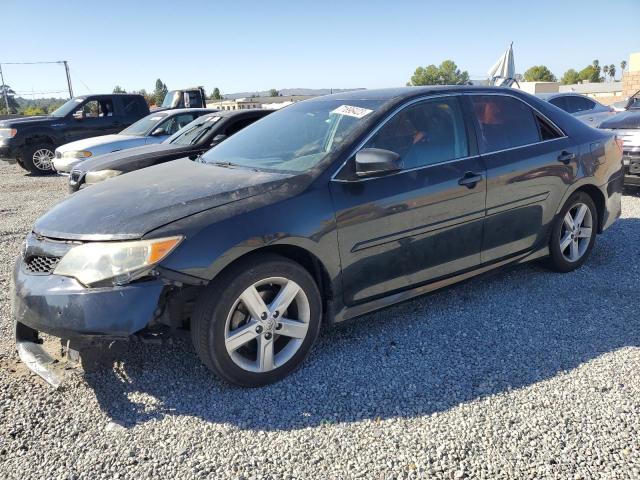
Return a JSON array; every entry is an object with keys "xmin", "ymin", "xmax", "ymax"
[
  {"xmin": 599, "ymin": 89, "xmax": 640, "ymax": 186},
  {"xmin": 14, "ymin": 87, "xmax": 623, "ymax": 388},
  {"xmin": 68, "ymin": 109, "xmax": 273, "ymax": 191},
  {"xmin": 537, "ymin": 93, "xmax": 614, "ymax": 127},
  {"xmin": 53, "ymin": 108, "xmax": 216, "ymax": 173},
  {"xmin": 0, "ymin": 94, "xmax": 149, "ymax": 174}
]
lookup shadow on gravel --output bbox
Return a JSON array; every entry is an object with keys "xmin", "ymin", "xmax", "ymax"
[{"xmin": 84, "ymin": 217, "xmax": 640, "ymax": 431}]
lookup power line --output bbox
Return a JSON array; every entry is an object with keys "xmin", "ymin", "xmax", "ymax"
[{"xmin": 0, "ymin": 61, "xmax": 66, "ymax": 65}]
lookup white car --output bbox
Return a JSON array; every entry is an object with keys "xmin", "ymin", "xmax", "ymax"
[{"xmin": 53, "ymin": 108, "xmax": 215, "ymax": 173}]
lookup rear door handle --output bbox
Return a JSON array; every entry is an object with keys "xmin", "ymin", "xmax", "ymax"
[
  {"xmin": 458, "ymin": 171, "xmax": 483, "ymax": 188},
  {"xmin": 557, "ymin": 151, "xmax": 576, "ymax": 164}
]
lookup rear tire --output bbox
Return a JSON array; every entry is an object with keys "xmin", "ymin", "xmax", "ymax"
[
  {"xmin": 548, "ymin": 191, "xmax": 598, "ymax": 272},
  {"xmin": 21, "ymin": 143, "xmax": 55, "ymax": 175},
  {"xmin": 191, "ymin": 254, "xmax": 322, "ymax": 387}
]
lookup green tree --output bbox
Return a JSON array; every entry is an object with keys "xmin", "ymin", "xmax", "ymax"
[
  {"xmin": 578, "ymin": 65, "xmax": 601, "ymax": 83},
  {"xmin": 21, "ymin": 105, "xmax": 47, "ymax": 116},
  {"xmin": 560, "ymin": 69, "xmax": 580, "ymax": 85},
  {"xmin": 408, "ymin": 60, "xmax": 469, "ymax": 86},
  {"xmin": 112, "ymin": 85, "xmax": 126, "ymax": 94},
  {"xmin": 608, "ymin": 64, "xmax": 616, "ymax": 81},
  {"xmin": 153, "ymin": 78, "xmax": 168, "ymax": 106},
  {"xmin": 269, "ymin": 88, "xmax": 280, "ymax": 97},
  {"xmin": 0, "ymin": 84, "xmax": 20, "ymax": 114},
  {"xmin": 523, "ymin": 65, "xmax": 557, "ymax": 82},
  {"xmin": 210, "ymin": 87, "xmax": 222, "ymax": 100},
  {"xmin": 621, "ymin": 60, "xmax": 627, "ymax": 74}
]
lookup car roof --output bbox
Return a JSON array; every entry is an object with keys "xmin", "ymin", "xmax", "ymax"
[
  {"xmin": 536, "ymin": 92, "xmax": 591, "ymax": 101},
  {"xmin": 306, "ymin": 85, "xmax": 540, "ymax": 103},
  {"xmin": 202, "ymin": 109, "xmax": 275, "ymax": 119}
]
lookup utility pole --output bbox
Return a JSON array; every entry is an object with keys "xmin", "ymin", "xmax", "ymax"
[
  {"xmin": 0, "ymin": 63, "xmax": 11, "ymax": 114},
  {"xmin": 62, "ymin": 61, "xmax": 73, "ymax": 98}
]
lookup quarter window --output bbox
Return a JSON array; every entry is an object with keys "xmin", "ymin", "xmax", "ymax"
[
  {"xmin": 364, "ymin": 97, "xmax": 469, "ymax": 169},
  {"xmin": 470, "ymin": 95, "xmax": 541, "ymax": 152}
]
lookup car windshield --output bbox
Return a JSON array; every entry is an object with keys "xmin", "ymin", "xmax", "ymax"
[
  {"xmin": 49, "ymin": 98, "xmax": 87, "ymax": 117},
  {"xmin": 200, "ymin": 99, "xmax": 384, "ymax": 172},
  {"xmin": 161, "ymin": 91, "xmax": 181, "ymax": 108},
  {"xmin": 119, "ymin": 112, "xmax": 169, "ymax": 136},
  {"xmin": 166, "ymin": 115, "xmax": 222, "ymax": 145}
]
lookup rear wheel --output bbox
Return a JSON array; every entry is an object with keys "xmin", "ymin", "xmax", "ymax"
[
  {"xmin": 548, "ymin": 191, "xmax": 598, "ymax": 272},
  {"xmin": 191, "ymin": 254, "xmax": 322, "ymax": 387},
  {"xmin": 21, "ymin": 143, "xmax": 55, "ymax": 175}
]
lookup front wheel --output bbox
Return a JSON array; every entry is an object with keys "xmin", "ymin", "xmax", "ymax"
[
  {"xmin": 191, "ymin": 254, "xmax": 322, "ymax": 387},
  {"xmin": 21, "ymin": 143, "xmax": 56, "ymax": 175},
  {"xmin": 548, "ymin": 191, "xmax": 598, "ymax": 272}
]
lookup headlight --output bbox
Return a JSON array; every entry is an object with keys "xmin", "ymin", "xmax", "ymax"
[
  {"xmin": 62, "ymin": 150, "xmax": 92, "ymax": 158},
  {"xmin": 54, "ymin": 236, "xmax": 183, "ymax": 286},
  {"xmin": 85, "ymin": 169, "xmax": 122, "ymax": 184},
  {"xmin": 0, "ymin": 128, "xmax": 17, "ymax": 138}
]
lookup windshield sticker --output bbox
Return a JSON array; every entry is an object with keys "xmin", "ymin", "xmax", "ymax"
[
  {"xmin": 74, "ymin": 99, "xmax": 83, "ymax": 102},
  {"xmin": 149, "ymin": 117, "xmax": 163, "ymax": 121},
  {"xmin": 331, "ymin": 105, "xmax": 373, "ymax": 119},
  {"xmin": 208, "ymin": 116, "xmax": 222, "ymax": 122}
]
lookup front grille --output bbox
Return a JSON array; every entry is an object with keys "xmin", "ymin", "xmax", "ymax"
[{"xmin": 24, "ymin": 255, "xmax": 60, "ymax": 274}]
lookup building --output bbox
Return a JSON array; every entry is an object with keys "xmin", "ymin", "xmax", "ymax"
[
  {"xmin": 515, "ymin": 81, "xmax": 561, "ymax": 95},
  {"xmin": 622, "ymin": 52, "xmax": 640, "ymax": 98},
  {"xmin": 207, "ymin": 95, "xmax": 315, "ymax": 111}
]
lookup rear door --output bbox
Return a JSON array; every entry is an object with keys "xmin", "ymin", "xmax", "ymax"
[
  {"xmin": 468, "ymin": 94, "xmax": 574, "ymax": 263},
  {"xmin": 330, "ymin": 95, "xmax": 486, "ymax": 306}
]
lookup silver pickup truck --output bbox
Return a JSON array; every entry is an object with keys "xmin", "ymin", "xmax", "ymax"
[{"xmin": 599, "ymin": 90, "xmax": 640, "ymax": 186}]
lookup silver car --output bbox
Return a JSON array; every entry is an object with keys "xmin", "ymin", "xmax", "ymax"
[
  {"xmin": 53, "ymin": 108, "xmax": 215, "ymax": 173},
  {"xmin": 537, "ymin": 93, "xmax": 614, "ymax": 127}
]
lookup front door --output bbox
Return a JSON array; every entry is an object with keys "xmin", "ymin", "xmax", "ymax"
[
  {"xmin": 468, "ymin": 94, "xmax": 576, "ymax": 263},
  {"xmin": 330, "ymin": 95, "xmax": 486, "ymax": 306}
]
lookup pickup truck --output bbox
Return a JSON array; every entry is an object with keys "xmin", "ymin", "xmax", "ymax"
[
  {"xmin": 0, "ymin": 94, "xmax": 149, "ymax": 174},
  {"xmin": 157, "ymin": 87, "xmax": 207, "ymax": 110}
]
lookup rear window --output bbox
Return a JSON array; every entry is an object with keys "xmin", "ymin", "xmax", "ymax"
[{"xmin": 470, "ymin": 95, "xmax": 541, "ymax": 153}]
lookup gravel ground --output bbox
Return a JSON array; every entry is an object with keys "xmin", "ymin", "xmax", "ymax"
[{"xmin": 1, "ymin": 161, "xmax": 639, "ymax": 479}]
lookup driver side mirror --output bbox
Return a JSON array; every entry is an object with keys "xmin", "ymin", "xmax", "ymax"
[
  {"xmin": 151, "ymin": 127, "xmax": 167, "ymax": 136},
  {"xmin": 355, "ymin": 148, "xmax": 402, "ymax": 177},
  {"xmin": 211, "ymin": 134, "xmax": 227, "ymax": 146},
  {"xmin": 73, "ymin": 110, "xmax": 84, "ymax": 120}
]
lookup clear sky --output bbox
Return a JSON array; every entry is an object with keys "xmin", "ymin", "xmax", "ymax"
[{"xmin": 1, "ymin": 0, "xmax": 638, "ymax": 98}]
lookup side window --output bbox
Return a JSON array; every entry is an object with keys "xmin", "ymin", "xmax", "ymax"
[
  {"xmin": 470, "ymin": 95, "xmax": 540, "ymax": 152},
  {"xmin": 364, "ymin": 97, "xmax": 469, "ymax": 169},
  {"xmin": 536, "ymin": 114, "xmax": 562, "ymax": 141},
  {"xmin": 565, "ymin": 96, "xmax": 594, "ymax": 113},
  {"xmin": 224, "ymin": 117, "xmax": 258, "ymax": 137},
  {"xmin": 549, "ymin": 96, "xmax": 569, "ymax": 112},
  {"xmin": 75, "ymin": 100, "xmax": 100, "ymax": 119},
  {"xmin": 161, "ymin": 114, "xmax": 196, "ymax": 135},
  {"xmin": 122, "ymin": 98, "xmax": 138, "ymax": 116}
]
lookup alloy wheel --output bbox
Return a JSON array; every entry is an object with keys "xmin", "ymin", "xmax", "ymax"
[
  {"xmin": 559, "ymin": 202, "xmax": 593, "ymax": 263},
  {"xmin": 224, "ymin": 277, "xmax": 310, "ymax": 373},
  {"xmin": 32, "ymin": 148, "xmax": 54, "ymax": 171}
]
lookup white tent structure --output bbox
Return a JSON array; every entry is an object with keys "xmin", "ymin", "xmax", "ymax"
[{"xmin": 488, "ymin": 43, "xmax": 518, "ymax": 87}]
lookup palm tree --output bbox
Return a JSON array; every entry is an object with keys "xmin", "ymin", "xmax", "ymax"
[
  {"xmin": 602, "ymin": 65, "xmax": 609, "ymax": 81},
  {"xmin": 621, "ymin": 60, "xmax": 627, "ymax": 77},
  {"xmin": 609, "ymin": 64, "xmax": 616, "ymax": 81}
]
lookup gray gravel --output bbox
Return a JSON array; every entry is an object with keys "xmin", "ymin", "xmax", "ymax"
[{"xmin": 1, "ymin": 161, "xmax": 640, "ymax": 479}]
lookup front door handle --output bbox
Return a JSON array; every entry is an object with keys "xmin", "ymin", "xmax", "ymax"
[
  {"xmin": 458, "ymin": 171, "xmax": 483, "ymax": 188},
  {"xmin": 557, "ymin": 151, "xmax": 576, "ymax": 164}
]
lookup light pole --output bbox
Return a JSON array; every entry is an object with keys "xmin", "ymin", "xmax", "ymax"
[{"xmin": 0, "ymin": 63, "xmax": 11, "ymax": 113}]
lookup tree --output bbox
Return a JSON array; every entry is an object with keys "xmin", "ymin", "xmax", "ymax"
[
  {"xmin": 210, "ymin": 87, "xmax": 222, "ymax": 100},
  {"xmin": 523, "ymin": 65, "xmax": 557, "ymax": 82},
  {"xmin": 561, "ymin": 69, "xmax": 580, "ymax": 85},
  {"xmin": 621, "ymin": 60, "xmax": 627, "ymax": 74},
  {"xmin": 0, "ymin": 84, "xmax": 20, "ymax": 114},
  {"xmin": 153, "ymin": 78, "xmax": 168, "ymax": 106},
  {"xmin": 21, "ymin": 105, "xmax": 47, "ymax": 116},
  {"xmin": 269, "ymin": 88, "xmax": 280, "ymax": 97},
  {"xmin": 602, "ymin": 65, "xmax": 609, "ymax": 81},
  {"xmin": 578, "ymin": 65, "xmax": 601, "ymax": 83},
  {"xmin": 408, "ymin": 60, "xmax": 469, "ymax": 86},
  {"xmin": 112, "ymin": 85, "xmax": 126, "ymax": 94},
  {"xmin": 608, "ymin": 64, "xmax": 616, "ymax": 81}
]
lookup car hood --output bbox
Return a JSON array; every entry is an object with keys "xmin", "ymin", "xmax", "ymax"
[
  {"xmin": 34, "ymin": 158, "xmax": 294, "ymax": 240},
  {"xmin": 75, "ymin": 143, "xmax": 187, "ymax": 173},
  {"xmin": 599, "ymin": 110, "xmax": 640, "ymax": 130},
  {"xmin": 0, "ymin": 116, "xmax": 53, "ymax": 128},
  {"xmin": 56, "ymin": 134, "xmax": 145, "ymax": 153}
]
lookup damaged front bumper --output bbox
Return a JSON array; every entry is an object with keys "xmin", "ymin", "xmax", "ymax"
[{"xmin": 12, "ymin": 257, "xmax": 165, "ymax": 386}]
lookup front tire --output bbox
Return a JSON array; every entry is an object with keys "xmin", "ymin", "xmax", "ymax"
[
  {"xmin": 191, "ymin": 254, "xmax": 322, "ymax": 387},
  {"xmin": 21, "ymin": 143, "xmax": 55, "ymax": 175},
  {"xmin": 548, "ymin": 191, "xmax": 598, "ymax": 272}
]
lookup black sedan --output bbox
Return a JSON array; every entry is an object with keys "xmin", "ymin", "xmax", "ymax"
[
  {"xmin": 68, "ymin": 109, "xmax": 273, "ymax": 191},
  {"xmin": 13, "ymin": 87, "xmax": 623, "ymax": 388}
]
